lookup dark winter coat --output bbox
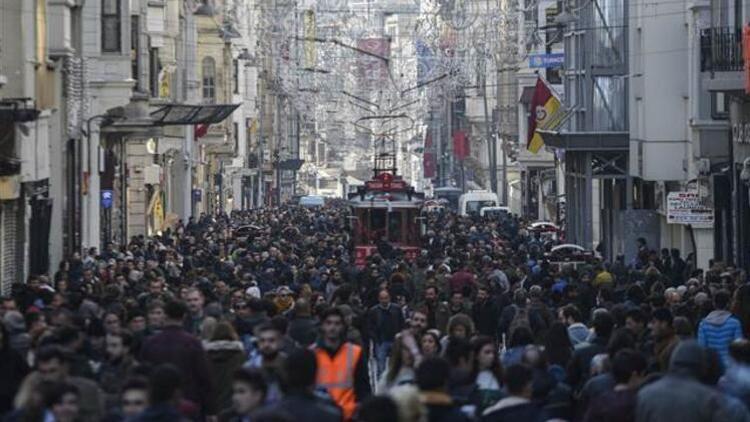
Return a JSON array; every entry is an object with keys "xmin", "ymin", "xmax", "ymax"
[
  {"xmin": 0, "ymin": 346, "xmax": 28, "ymax": 416},
  {"xmin": 140, "ymin": 324, "xmax": 217, "ymax": 415},
  {"xmin": 270, "ymin": 391, "xmax": 342, "ymax": 422},
  {"xmin": 205, "ymin": 340, "xmax": 246, "ymax": 411}
]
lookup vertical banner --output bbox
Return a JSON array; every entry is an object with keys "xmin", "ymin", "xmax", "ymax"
[
  {"xmin": 423, "ymin": 132, "xmax": 436, "ymax": 178},
  {"xmin": 452, "ymin": 130, "xmax": 469, "ymax": 160},
  {"xmin": 303, "ymin": 10, "xmax": 316, "ymax": 68}
]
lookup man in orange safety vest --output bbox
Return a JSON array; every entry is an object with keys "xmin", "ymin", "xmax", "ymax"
[{"xmin": 314, "ymin": 307, "xmax": 371, "ymax": 421}]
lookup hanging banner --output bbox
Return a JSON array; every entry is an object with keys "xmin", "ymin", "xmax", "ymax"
[{"xmin": 423, "ymin": 132, "xmax": 436, "ymax": 178}]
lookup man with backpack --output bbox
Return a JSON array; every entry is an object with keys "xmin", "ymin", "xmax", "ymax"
[{"xmin": 498, "ymin": 288, "xmax": 549, "ymax": 343}]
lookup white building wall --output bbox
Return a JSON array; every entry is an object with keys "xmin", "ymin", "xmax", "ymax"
[{"xmin": 629, "ymin": 0, "xmax": 689, "ymax": 182}]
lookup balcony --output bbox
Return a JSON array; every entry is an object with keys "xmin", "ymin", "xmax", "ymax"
[{"xmin": 700, "ymin": 27, "xmax": 744, "ymax": 92}]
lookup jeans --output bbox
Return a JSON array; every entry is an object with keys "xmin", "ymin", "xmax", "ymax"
[{"xmin": 374, "ymin": 341, "xmax": 393, "ymax": 376}]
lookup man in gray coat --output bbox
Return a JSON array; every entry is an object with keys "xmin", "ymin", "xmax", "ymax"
[{"xmin": 636, "ymin": 340, "xmax": 749, "ymax": 422}]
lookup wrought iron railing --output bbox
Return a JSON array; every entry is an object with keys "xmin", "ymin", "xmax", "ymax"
[{"xmin": 700, "ymin": 27, "xmax": 743, "ymax": 72}]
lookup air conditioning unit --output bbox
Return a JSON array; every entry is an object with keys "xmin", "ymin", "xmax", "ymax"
[
  {"xmin": 143, "ymin": 165, "xmax": 161, "ymax": 185},
  {"xmin": 696, "ymin": 158, "xmax": 711, "ymax": 176}
]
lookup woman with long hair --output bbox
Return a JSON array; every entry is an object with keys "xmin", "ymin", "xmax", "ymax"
[
  {"xmin": 420, "ymin": 331, "xmax": 441, "ymax": 358},
  {"xmin": 501, "ymin": 326, "xmax": 534, "ymax": 366},
  {"xmin": 376, "ymin": 334, "xmax": 418, "ymax": 394},
  {"xmin": 543, "ymin": 321, "xmax": 574, "ymax": 382},
  {"xmin": 471, "ymin": 336, "xmax": 503, "ymax": 414}
]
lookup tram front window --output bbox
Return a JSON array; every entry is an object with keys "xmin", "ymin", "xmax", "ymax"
[
  {"xmin": 369, "ymin": 209, "xmax": 386, "ymax": 243},
  {"xmin": 388, "ymin": 211, "xmax": 402, "ymax": 243}
]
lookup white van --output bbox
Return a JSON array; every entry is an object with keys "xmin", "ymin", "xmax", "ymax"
[
  {"xmin": 458, "ymin": 191, "xmax": 500, "ymax": 216},
  {"xmin": 299, "ymin": 195, "xmax": 325, "ymax": 208},
  {"xmin": 480, "ymin": 206, "xmax": 510, "ymax": 219}
]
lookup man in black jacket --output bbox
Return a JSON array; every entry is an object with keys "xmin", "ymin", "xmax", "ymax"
[
  {"xmin": 481, "ymin": 364, "xmax": 546, "ymax": 422},
  {"xmin": 472, "ymin": 285, "xmax": 499, "ymax": 340},
  {"xmin": 272, "ymin": 349, "xmax": 342, "ymax": 422},
  {"xmin": 366, "ymin": 289, "xmax": 404, "ymax": 376},
  {"xmin": 417, "ymin": 357, "xmax": 470, "ymax": 422}
]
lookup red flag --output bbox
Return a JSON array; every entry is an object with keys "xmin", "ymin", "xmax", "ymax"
[
  {"xmin": 194, "ymin": 124, "xmax": 209, "ymax": 139},
  {"xmin": 453, "ymin": 130, "xmax": 469, "ymax": 160}
]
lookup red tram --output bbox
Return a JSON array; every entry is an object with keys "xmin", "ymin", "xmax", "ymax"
[{"xmin": 348, "ymin": 146, "xmax": 424, "ymax": 268}]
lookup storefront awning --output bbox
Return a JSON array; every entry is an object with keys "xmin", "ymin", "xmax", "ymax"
[
  {"xmin": 536, "ymin": 130, "xmax": 629, "ymax": 151},
  {"xmin": 150, "ymin": 104, "xmax": 241, "ymax": 126},
  {"xmin": 0, "ymin": 100, "xmax": 40, "ymax": 122}
]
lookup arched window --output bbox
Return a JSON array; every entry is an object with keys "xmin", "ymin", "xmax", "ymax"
[{"xmin": 202, "ymin": 57, "xmax": 216, "ymax": 104}]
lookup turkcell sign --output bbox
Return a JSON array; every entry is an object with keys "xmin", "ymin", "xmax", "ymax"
[
  {"xmin": 101, "ymin": 190, "xmax": 113, "ymax": 209},
  {"xmin": 529, "ymin": 53, "xmax": 565, "ymax": 68}
]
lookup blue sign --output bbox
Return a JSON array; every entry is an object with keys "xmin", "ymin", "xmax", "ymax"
[
  {"xmin": 529, "ymin": 53, "xmax": 565, "ymax": 68},
  {"xmin": 101, "ymin": 190, "xmax": 113, "ymax": 209},
  {"xmin": 192, "ymin": 189, "xmax": 202, "ymax": 202}
]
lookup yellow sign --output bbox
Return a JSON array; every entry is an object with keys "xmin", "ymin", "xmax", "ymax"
[{"xmin": 304, "ymin": 10, "xmax": 316, "ymax": 68}]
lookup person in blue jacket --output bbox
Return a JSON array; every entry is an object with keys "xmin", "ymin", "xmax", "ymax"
[{"xmin": 698, "ymin": 290, "xmax": 744, "ymax": 367}]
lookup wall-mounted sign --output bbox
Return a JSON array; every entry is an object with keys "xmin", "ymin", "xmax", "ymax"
[
  {"xmin": 101, "ymin": 190, "xmax": 113, "ymax": 209},
  {"xmin": 667, "ymin": 191, "xmax": 714, "ymax": 227},
  {"xmin": 732, "ymin": 122, "xmax": 750, "ymax": 144},
  {"xmin": 529, "ymin": 53, "xmax": 564, "ymax": 68}
]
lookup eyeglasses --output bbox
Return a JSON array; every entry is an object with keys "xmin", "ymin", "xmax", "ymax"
[{"xmin": 234, "ymin": 304, "xmax": 249, "ymax": 310}]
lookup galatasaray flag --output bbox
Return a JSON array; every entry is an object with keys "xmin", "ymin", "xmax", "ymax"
[{"xmin": 527, "ymin": 77, "xmax": 561, "ymax": 153}]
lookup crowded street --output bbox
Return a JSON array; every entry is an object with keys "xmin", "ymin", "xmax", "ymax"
[
  {"xmin": 1, "ymin": 203, "xmax": 750, "ymax": 422},
  {"xmin": 3, "ymin": 0, "xmax": 750, "ymax": 421}
]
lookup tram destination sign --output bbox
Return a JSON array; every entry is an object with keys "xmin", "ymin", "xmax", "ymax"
[{"xmin": 666, "ymin": 191, "xmax": 714, "ymax": 227}]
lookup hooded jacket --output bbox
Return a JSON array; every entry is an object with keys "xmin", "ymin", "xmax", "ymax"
[
  {"xmin": 698, "ymin": 310, "xmax": 743, "ymax": 367},
  {"xmin": 636, "ymin": 340, "xmax": 744, "ymax": 422},
  {"xmin": 205, "ymin": 340, "xmax": 246, "ymax": 411},
  {"xmin": 567, "ymin": 323, "xmax": 589, "ymax": 347}
]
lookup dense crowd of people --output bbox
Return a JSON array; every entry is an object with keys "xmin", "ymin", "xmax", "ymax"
[{"xmin": 1, "ymin": 204, "xmax": 750, "ymax": 422}]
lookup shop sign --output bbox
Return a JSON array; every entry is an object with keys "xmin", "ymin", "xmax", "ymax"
[
  {"xmin": 733, "ymin": 122, "xmax": 750, "ymax": 144},
  {"xmin": 666, "ymin": 191, "xmax": 713, "ymax": 227}
]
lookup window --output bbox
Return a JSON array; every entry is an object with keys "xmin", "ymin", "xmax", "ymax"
[
  {"xmin": 592, "ymin": 76, "xmax": 627, "ymax": 131},
  {"xmin": 102, "ymin": 0, "xmax": 121, "ymax": 53},
  {"xmin": 233, "ymin": 59, "xmax": 239, "ymax": 94},
  {"xmin": 711, "ymin": 92, "xmax": 729, "ymax": 120},
  {"xmin": 149, "ymin": 48, "xmax": 162, "ymax": 97},
  {"xmin": 202, "ymin": 57, "xmax": 216, "ymax": 104},
  {"xmin": 131, "ymin": 15, "xmax": 140, "ymax": 90},
  {"xmin": 233, "ymin": 122, "xmax": 239, "ymax": 152}
]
